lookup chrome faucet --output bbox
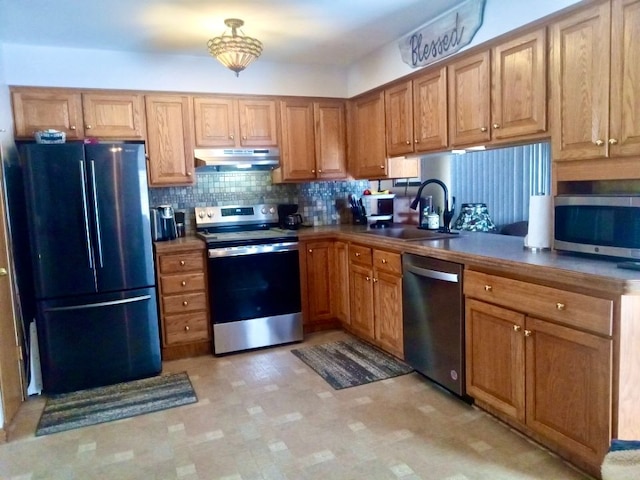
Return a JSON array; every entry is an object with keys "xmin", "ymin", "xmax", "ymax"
[{"xmin": 410, "ymin": 178, "xmax": 456, "ymax": 233}]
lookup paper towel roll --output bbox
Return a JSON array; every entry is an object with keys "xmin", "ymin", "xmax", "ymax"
[{"xmin": 525, "ymin": 195, "xmax": 552, "ymax": 249}]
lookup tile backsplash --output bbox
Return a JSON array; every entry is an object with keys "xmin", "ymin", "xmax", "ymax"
[{"xmin": 148, "ymin": 170, "xmax": 369, "ymax": 232}]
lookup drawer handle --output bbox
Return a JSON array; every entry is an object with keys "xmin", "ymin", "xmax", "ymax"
[
  {"xmin": 183, "ymin": 301, "xmax": 188, "ymax": 306},
  {"xmin": 524, "ymin": 330, "xmax": 532, "ymax": 337},
  {"xmin": 513, "ymin": 325, "xmax": 521, "ymax": 332},
  {"xmin": 184, "ymin": 325, "xmax": 190, "ymax": 332},
  {"xmin": 355, "ymin": 252, "xmax": 361, "ymax": 257},
  {"xmin": 484, "ymin": 285, "xmax": 493, "ymax": 292},
  {"xmin": 556, "ymin": 302, "xmax": 566, "ymax": 311},
  {"xmin": 180, "ymin": 260, "xmax": 186, "ymax": 266},
  {"xmin": 381, "ymin": 259, "xmax": 387, "ymax": 264},
  {"xmin": 181, "ymin": 281, "xmax": 187, "ymax": 286}
]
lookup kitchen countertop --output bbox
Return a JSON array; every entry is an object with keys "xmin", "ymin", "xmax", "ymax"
[{"xmin": 295, "ymin": 225, "xmax": 640, "ymax": 296}]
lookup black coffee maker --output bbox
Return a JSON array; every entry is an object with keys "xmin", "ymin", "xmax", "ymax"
[
  {"xmin": 150, "ymin": 205, "xmax": 178, "ymax": 241},
  {"xmin": 277, "ymin": 204, "xmax": 303, "ymax": 230}
]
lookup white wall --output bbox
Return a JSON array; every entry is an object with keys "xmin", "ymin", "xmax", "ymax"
[
  {"xmin": 3, "ymin": 44, "xmax": 349, "ymax": 97},
  {"xmin": 346, "ymin": 0, "xmax": 582, "ymax": 96}
]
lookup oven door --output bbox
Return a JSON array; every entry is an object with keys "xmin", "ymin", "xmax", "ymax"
[{"xmin": 207, "ymin": 242, "xmax": 302, "ymax": 354}]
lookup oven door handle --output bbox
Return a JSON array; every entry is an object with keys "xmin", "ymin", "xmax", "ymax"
[{"xmin": 208, "ymin": 242, "xmax": 299, "ymax": 258}]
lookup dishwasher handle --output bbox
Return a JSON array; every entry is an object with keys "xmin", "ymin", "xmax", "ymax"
[{"xmin": 405, "ymin": 264, "xmax": 459, "ymax": 283}]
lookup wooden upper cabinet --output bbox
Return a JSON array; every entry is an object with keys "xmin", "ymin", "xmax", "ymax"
[
  {"xmin": 492, "ymin": 28, "xmax": 547, "ymax": 140},
  {"xmin": 385, "ymin": 66, "xmax": 449, "ymax": 157},
  {"xmin": 81, "ymin": 93, "xmax": 145, "ymax": 139},
  {"xmin": 12, "ymin": 89, "xmax": 84, "ymax": 140},
  {"xmin": 609, "ymin": 0, "xmax": 640, "ymax": 158},
  {"xmin": 448, "ymin": 50, "xmax": 491, "ymax": 146},
  {"xmin": 413, "ymin": 66, "xmax": 449, "ymax": 152},
  {"xmin": 349, "ymin": 91, "xmax": 387, "ymax": 179},
  {"xmin": 145, "ymin": 95, "xmax": 195, "ymax": 187},
  {"xmin": 551, "ymin": 2, "xmax": 611, "ymax": 161},
  {"xmin": 279, "ymin": 99, "xmax": 316, "ymax": 181},
  {"xmin": 314, "ymin": 100, "xmax": 347, "ymax": 179},
  {"xmin": 385, "ymin": 81, "xmax": 414, "ymax": 157},
  {"xmin": 193, "ymin": 96, "xmax": 277, "ymax": 147},
  {"xmin": 12, "ymin": 88, "xmax": 145, "ymax": 140}
]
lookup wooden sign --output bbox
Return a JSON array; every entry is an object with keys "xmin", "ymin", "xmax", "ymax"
[{"xmin": 399, "ymin": 0, "xmax": 486, "ymax": 68}]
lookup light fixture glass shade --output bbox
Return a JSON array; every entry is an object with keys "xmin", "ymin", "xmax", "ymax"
[
  {"xmin": 208, "ymin": 18, "xmax": 262, "ymax": 77},
  {"xmin": 453, "ymin": 203, "xmax": 497, "ymax": 232}
]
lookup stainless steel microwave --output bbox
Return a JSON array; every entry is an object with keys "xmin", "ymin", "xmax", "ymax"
[{"xmin": 554, "ymin": 195, "xmax": 640, "ymax": 260}]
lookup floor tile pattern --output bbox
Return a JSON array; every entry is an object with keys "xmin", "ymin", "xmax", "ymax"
[{"xmin": 1, "ymin": 331, "xmax": 592, "ymax": 479}]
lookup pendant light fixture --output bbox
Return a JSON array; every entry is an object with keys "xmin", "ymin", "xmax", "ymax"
[{"xmin": 207, "ymin": 18, "xmax": 263, "ymax": 77}]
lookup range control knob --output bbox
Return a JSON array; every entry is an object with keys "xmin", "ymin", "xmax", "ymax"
[
  {"xmin": 206, "ymin": 209, "xmax": 214, "ymax": 218},
  {"xmin": 269, "ymin": 207, "xmax": 276, "ymax": 214},
  {"xmin": 261, "ymin": 207, "xmax": 267, "ymax": 214},
  {"xmin": 197, "ymin": 210, "xmax": 205, "ymax": 219}
]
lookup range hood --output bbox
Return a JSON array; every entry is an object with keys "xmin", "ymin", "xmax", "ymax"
[{"xmin": 194, "ymin": 147, "xmax": 280, "ymax": 171}]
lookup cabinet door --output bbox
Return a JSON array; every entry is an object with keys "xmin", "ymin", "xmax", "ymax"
[
  {"xmin": 465, "ymin": 299, "xmax": 526, "ymax": 421},
  {"xmin": 332, "ymin": 241, "xmax": 350, "ymax": 325},
  {"xmin": 385, "ymin": 81, "xmax": 414, "ymax": 157},
  {"xmin": 550, "ymin": 2, "xmax": 611, "ymax": 160},
  {"xmin": 238, "ymin": 99, "xmax": 278, "ymax": 147},
  {"xmin": 448, "ymin": 51, "xmax": 491, "ymax": 146},
  {"xmin": 373, "ymin": 269, "xmax": 403, "ymax": 359},
  {"xmin": 82, "ymin": 93, "xmax": 145, "ymax": 139},
  {"xmin": 525, "ymin": 317, "xmax": 611, "ymax": 466},
  {"xmin": 314, "ymin": 100, "xmax": 347, "ymax": 179},
  {"xmin": 349, "ymin": 263, "xmax": 375, "ymax": 340},
  {"xmin": 193, "ymin": 97, "xmax": 237, "ymax": 147},
  {"xmin": 492, "ymin": 29, "xmax": 547, "ymax": 140},
  {"xmin": 145, "ymin": 95, "xmax": 195, "ymax": 186},
  {"xmin": 349, "ymin": 91, "xmax": 387, "ymax": 179},
  {"xmin": 305, "ymin": 241, "xmax": 334, "ymax": 324},
  {"xmin": 12, "ymin": 89, "xmax": 83, "ymax": 139},
  {"xmin": 413, "ymin": 66, "xmax": 448, "ymax": 152},
  {"xmin": 279, "ymin": 99, "xmax": 316, "ymax": 181},
  {"xmin": 609, "ymin": 0, "xmax": 640, "ymax": 157}
]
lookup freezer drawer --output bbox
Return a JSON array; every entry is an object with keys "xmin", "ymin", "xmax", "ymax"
[{"xmin": 37, "ymin": 287, "xmax": 161, "ymax": 394}]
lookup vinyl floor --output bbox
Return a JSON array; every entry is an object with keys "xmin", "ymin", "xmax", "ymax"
[{"xmin": 1, "ymin": 330, "xmax": 592, "ymax": 479}]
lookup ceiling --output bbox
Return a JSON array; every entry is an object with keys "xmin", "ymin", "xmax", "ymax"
[{"xmin": 1, "ymin": 0, "xmax": 462, "ymax": 66}]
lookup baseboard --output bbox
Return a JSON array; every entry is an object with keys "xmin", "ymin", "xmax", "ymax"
[{"xmin": 0, "ymin": 427, "xmax": 7, "ymax": 443}]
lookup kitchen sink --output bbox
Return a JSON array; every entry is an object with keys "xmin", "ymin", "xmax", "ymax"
[{"xmin": 362, "ymin": 227, "xmax": 458, "ymax": 241}]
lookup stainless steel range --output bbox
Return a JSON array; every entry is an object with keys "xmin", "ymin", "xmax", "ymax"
[{"xmin": 195, "ymin": 204, "xmax": 302, "ymax": 354}]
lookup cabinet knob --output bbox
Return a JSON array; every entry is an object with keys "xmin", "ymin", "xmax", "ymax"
[
  {"xmin": 484, "ymin": 284, "xmax": 492, "ymax": 292},
  {"xmin": 380, "ymin": 165, "xmax": 385, "ymax": 169},
  {"xmin": 556, "ymin": 302, "xmax": 566, "ymax": 311},
  {"xmin": 406, "ymin": 140, "xmax": 411, "ymax": 145},
  {"xmin": 187, "ymin": 172, "xmax": 193, "ymax": 176},
  {"xmin": 513, "ymin": 325, "xmax": 521, "ymax": 332},
  {"xmin": 229, "ymin": 134, "xmax": 234, "ymax": 140},
  {"xmin": 308, "ymin": 249, "xmax": 313, "ymax": 253},
  {"xmin": 318, "ymin": 169, "xmax": 322, "ymax": 173},
  {"xmin": 311, "ymin": 169, "xmax": 316, "ymax": 173},
  {"xmin": 181, "ymin": 281, "xmax": 187, "ymax": 286},
  {"xmin": 524, "ymin": 330, "xmax": 532, "ymax": 337},
  {"xmin": 480, "ymin": 127, "xmax": 488, "ymax": 132},
  {"xmin": 355, "ymin": 252, "xmax": 361, "ymax": 257},
  {"xmin": 242, "ymin": 136, "xmax": 247, "ymax": 140},
  {"xmin": 184, "ymin": 325, "xmax": 190, "ymax": 332},
  {"xmin": 86, "ymin": 125, "xmax": 92, "ymax": 130},
  {"xmin": 492, "ymin": 123, "xmax": 500, "ymax": 129},
  {"xmin": 608, "ymin": 138, "xmax": 618, "ymax": 145},
  {"xmin": 595, "ymin": 139, "xmax": 605, "ymax": 146},
  {"xmin": 70, "ymin": 125, "xmax": 77, "ymax": 130},
  {"xmin": 381, "ymin": 259, "xmax": 387, "ymax": 264},
  {"xmin": 0, "ymin": 267, "xmax": 7, "ymax": 276},
  {"xmin": 373, "ymin": 278, "xmax": 378, "ymax": 283},
  {"xmin": 183, "ymin": 301, "xmax": 188, "ymax": 306},
  {"xmin": 366, "ymin": 276, "xmax": 371, "ymax": 281},
  {"xmin": 180, "ymin": 260, "xmax": 186, "ymax": 266},
  {"xmin": 414, "ymin": 139, "xmax": 419, "ymax": 143}
]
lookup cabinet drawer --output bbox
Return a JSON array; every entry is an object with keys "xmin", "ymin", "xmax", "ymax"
[
  {"xmin": 161, "ymin": 273, "xmax": 206, "ymax": 294},
  {"xmin": 373, "ymin": 250, "xmax": 401, "ymax": 274},
  {"xmin": 159, "ymin": 252, "xmax": 204, "ymax": 274},
  {"xmin": 164, "ymin": 312, "xmax": 209, "ymax": 345},
  {"xmin": 350, "ymin": 244, "xmax": 372, "ymax": 265},
  {"xmin": 162, "ymin": 292, "xmax": 208, "ymax": 314},
  {"xmin": 464, "ymin": 270, "xmax": 613, "ymax": 336}
]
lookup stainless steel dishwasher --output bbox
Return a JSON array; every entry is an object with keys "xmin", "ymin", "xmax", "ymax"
[{"xmin": 402, "ymin": 253, "xmax": 465, "ymax": 396}]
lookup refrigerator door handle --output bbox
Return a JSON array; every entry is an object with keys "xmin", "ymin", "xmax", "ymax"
[
  {"xmin": 89, "ymin": 160, "xmax": 104, "ymax": 268},
  {"xmin": 43, "ymin": 294, "xmax": 152, "ymax": 312},
  {"xmin": 79, "ymin": 160, "xmax": 94, "ymax": 269}
]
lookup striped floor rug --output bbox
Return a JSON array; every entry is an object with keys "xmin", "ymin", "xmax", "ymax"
[
  {"xmin": 36, "ymin": 372, "xmax": 197, "ymax": 436},
  {"xmin": 291, "ymin": 338, "xmax": 413, "ymax": 390}
]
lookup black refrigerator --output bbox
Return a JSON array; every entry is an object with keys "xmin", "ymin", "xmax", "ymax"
[{"xmin": 21, "ymin": 142, "xmax": 161, "ymax": 394}]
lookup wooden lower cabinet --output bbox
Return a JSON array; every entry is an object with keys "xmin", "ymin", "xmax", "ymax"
[
  {"xmin": 333, "ymin": 241, "xmax": 350, "ymax": 325},
  {"xmin": 348, "ymin": 244, "xmax": 403, "ymax": 358},
  {"xmin": 302, "ymin": 241, "xmax": 337, "ymax": 331},
  {"xmin": 155, "ymin": 240, "xmax": 211, "ymax": 360},
  {"xmin": 465, "ymin": 271, "xmax": 613, "ymax": 476}
]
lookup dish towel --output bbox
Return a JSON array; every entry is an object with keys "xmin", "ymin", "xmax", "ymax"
[{"xmin": 601, "ymin": 440, "xmax": 640, "ymax": 480}]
